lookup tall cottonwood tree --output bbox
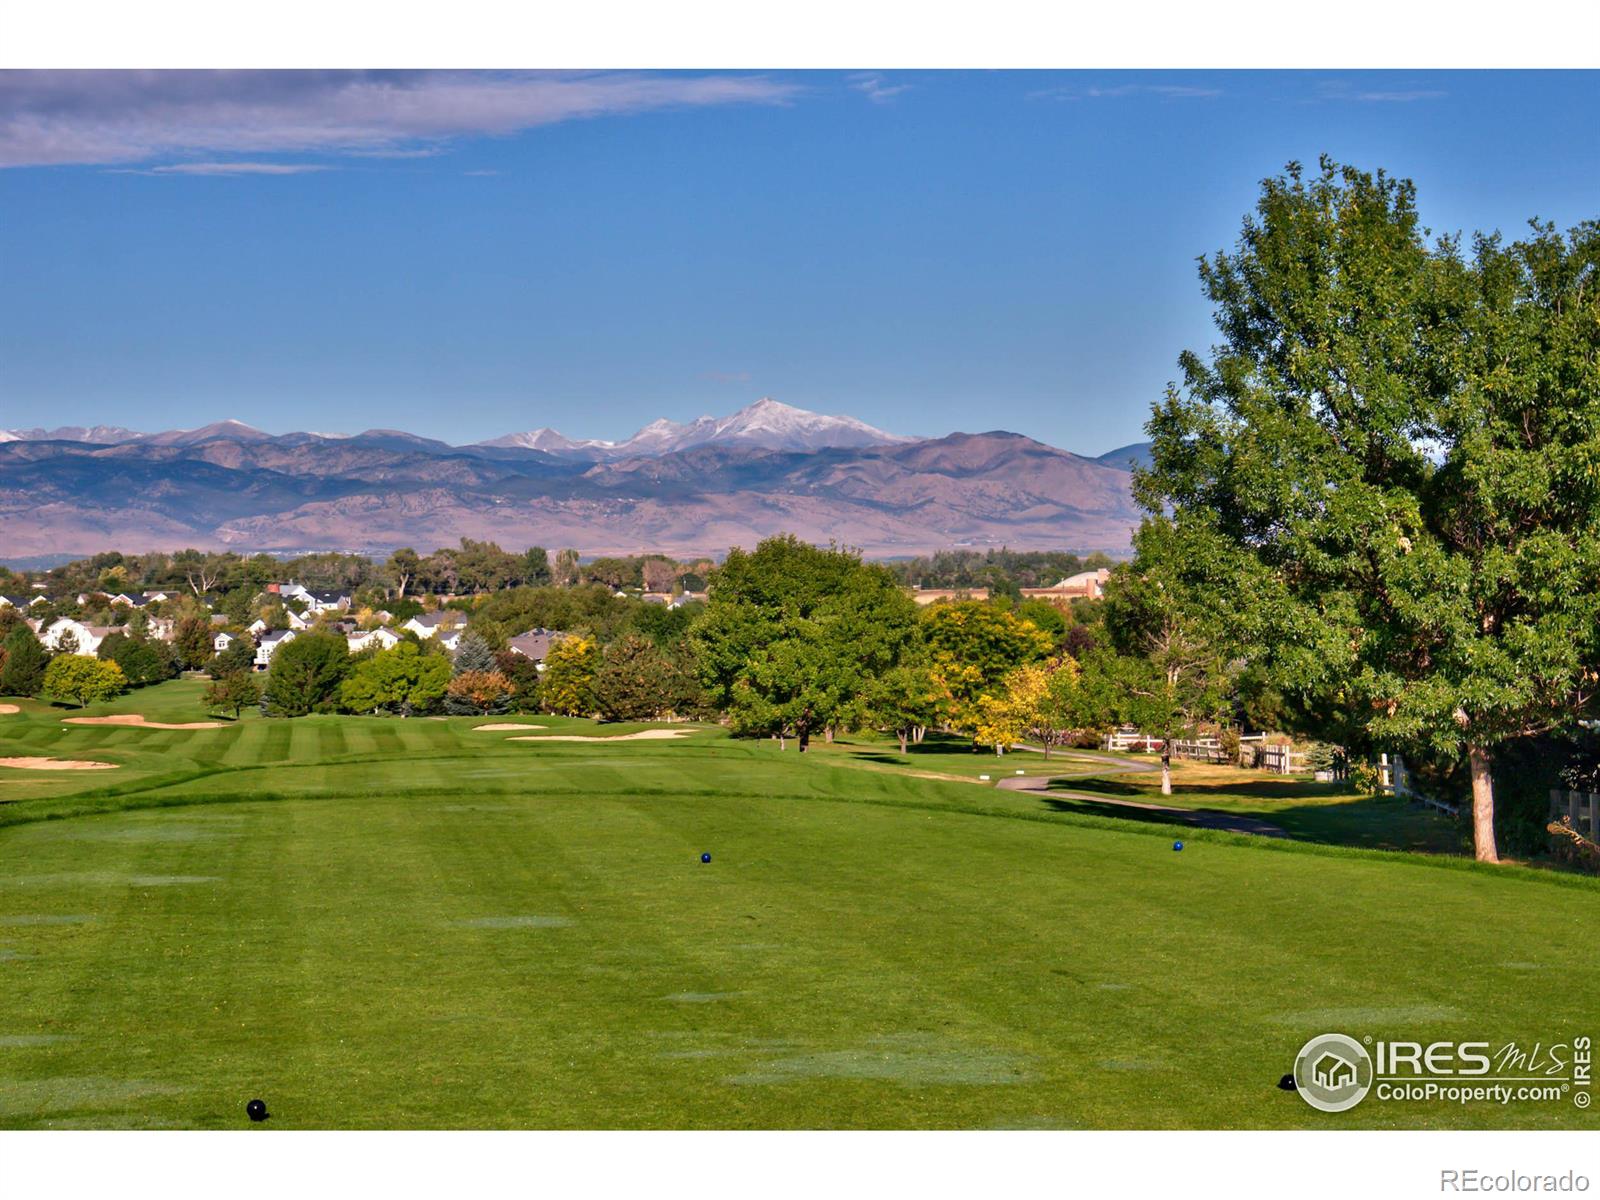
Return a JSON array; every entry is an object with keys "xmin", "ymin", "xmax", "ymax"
[{"xmin": 1140, "ymin": 157, "xmax": 1600, "ymax": 860}]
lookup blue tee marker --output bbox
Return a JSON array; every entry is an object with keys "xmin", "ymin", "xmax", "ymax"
[
  {"xmin": 1173, "ymin": 841, "xmax": 1184, "ymax": 852},
  {"xmin": 701, "ymin": 853, "xmax": 712, "ymax": 864}
]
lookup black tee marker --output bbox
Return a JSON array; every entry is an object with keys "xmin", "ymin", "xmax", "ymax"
[{"xmin": 246, "ymin": 1098, "xmax": 270, "ymax": 1122}]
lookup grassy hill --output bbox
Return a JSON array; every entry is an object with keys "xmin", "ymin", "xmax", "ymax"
[{"xmin": 1, "ymin": 680, "xmax": 1595, "ymax": 1129}]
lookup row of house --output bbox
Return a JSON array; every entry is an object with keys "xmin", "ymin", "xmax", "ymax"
[{"xmin": 250, "ymin": 623, "xmax": 566, "ymax": 670}]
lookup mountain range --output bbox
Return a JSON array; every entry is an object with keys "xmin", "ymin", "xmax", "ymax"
[{"xmin": 0, "ymin": 400, "xmax": 1150, "ymax": 560}]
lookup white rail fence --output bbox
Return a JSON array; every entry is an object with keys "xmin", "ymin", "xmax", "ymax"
[
  {"xmin": 1378, "ymin": 753, "xmax": 1461, "ymax": 817},
  {"xmin": 1101, "ymin": 730, "xmax": 1303, "ymax": 774},
  {"xmin": 1549, "ymin": 791, "xmax": 1600, "ymax": 842}
]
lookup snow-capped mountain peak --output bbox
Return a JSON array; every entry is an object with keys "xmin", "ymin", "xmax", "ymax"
[{"xmin": 476, "ymin": 398, "xmax": 906, "ymax": 460}]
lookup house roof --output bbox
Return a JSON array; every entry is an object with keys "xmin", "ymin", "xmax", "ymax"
[
  {"xmin": 506, "ymin": 628, "xmax": 566, "ymax": 661},
  {"xmin": 407, "ymin": 611, "xmax": 462, "ymax": 628},
  {"xmin": 259, "ymin": 629, "xmax": 296, "ymax": 645}
]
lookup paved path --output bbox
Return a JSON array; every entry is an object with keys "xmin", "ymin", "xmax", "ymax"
[{"xmin": 997, "ymin": 749, "xmax": 1290, "ymax": 839}]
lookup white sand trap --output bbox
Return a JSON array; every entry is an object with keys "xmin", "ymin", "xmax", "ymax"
[
  {"xmin": 63, "ymin": 714, "xmax": 224, "ymax": 729},
  {"xmin": 508, "ymin": 729, "xmax": 692, "ymax": 743},
  {"xmin": 473, "ymin": 723, "xmax": 548, "ymax": 731},
  {"xmin": 0, "ymin": 704, "xmax": 18, "ymax": 715},
  {"xmin": 0, "ymin": 757, "xmax": 118, "ymax": 771}
]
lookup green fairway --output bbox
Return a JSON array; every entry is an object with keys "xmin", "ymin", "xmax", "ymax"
[{"xmin": 2, "ymin": 681, "xmax": 1596, "ymax": 1129}]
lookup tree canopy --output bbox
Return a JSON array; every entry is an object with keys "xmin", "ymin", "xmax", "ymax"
[{"xmin": 1139, "ymin": 156, "xmax": 1600, "ymax": 858}]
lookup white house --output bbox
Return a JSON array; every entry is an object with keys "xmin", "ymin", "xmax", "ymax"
[
  {"xmin": 254, "ymin": 628, "xmax": 297, "ymax": 669},
  {"xmin": 305, "ymin": 590, "xmax": 353, "ymax": 615},
  {"xmin": 40, "ymin": 617, "xmax": 121, "ymax": 656},
  {"xmin": 285, "ymin": 608, "xmax": 312, "ymax": 631},
  {"xmin": 402, "ymin": 611, "xmax": 464, "ymax": 640},
  {"xmin": 1, "ymin": 593, "xmax": 49, "ymax": 610},
  {"xmin": 347, "ymin": 627, "xmax": 402, "ymax": 654},
  {"xmin": 246, "ymin": 618, "xmax": 269, "ymax": 636},
  {"xmin": 213, "ymin": 631, "xmax": 236, "ymax": 653}
]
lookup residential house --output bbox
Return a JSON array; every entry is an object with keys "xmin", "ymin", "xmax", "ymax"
[
  {"xmin": 245, "ymin": 618, "xmax": 269, "ymax": 637},
  {"xmin": 305, "ymin": 590, "xmax": 353, "ymax": 615},
  {"xmin": 402, "ymin": 611, "xmax": 465, "ymax": 640},
  {"xmin": 505, "ymin": 628, "xmax": 567, "ymax": 670},
  {"xmin": 40, "ymin": 617, "xmax": 122, "ymax": 656},
  {"xmin": 1, "ymin": 593, "xmax": 49, "ymax": 609},
  {"xmin": 347, "ymin": 627, "xmax": 402, "ymax": 654},
  {"xmin": 213, "ymin": 631, "xmax": 236, "ymax": 653},
  {"xmin": 254, "ymin": 629, "xmax": 297, "ymax": 670}
]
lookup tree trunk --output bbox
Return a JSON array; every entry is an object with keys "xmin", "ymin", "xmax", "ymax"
[
  {"xmin": 824, "ymin": 726, "xmax": 834, "ymax": 744},
  {"xmin": 778, "ymin": 733, "xmax": 786, "ymax": 751},
  {"xmin": 1468, "ymin": 743, "xmax": 1499, "ymax": 863},
  {"xmin": 1161, "ymin": 739, "xmax": 1172, "ymax": 796},
  {"xmin": 913, "ymin": 726, "xmax": 925, "ymax": 744},
  {"xmin": 897, "ymin": 730, "xmax": 908, "ymax": 754},
  {"xmin": 798, "ymin": 726, "xmax": 810, "ymax": 753}
]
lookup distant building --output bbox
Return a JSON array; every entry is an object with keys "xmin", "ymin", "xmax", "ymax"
[
  {"xmin": 909, "ymin": 588, "xmax": 991, "ymax": 606},
  {"xmin": 347, "ymin": 627, "xmax": 402, "ymax": 654},
  {"xmin": 39, "ymin": 617, "xmax": 122, "ymax": 655},
  {"xmin": 402, "ymin": 611, "xmax": 464, "ymax": 640},
  {"xmin": 254, "ymin": 629, "xmax": 297, "ymax": 670},
  {"xmin": 1019, "ymin": 568, "xmax": 1112, "ymax": 604},
  {"xmin": 213, "ymin": 631, "xmax": 236, "ymax": 653},
  {"xmin": 505, "ymin": 628, "xmax": 567, "ymax": 669}
]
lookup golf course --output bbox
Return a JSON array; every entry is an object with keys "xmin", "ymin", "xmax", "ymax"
[{"xmin": 1, "ymin": 679, "xmax": 1595, "ymax": 1130}]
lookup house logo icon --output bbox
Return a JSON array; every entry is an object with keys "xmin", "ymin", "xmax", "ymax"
[{"xmin": 1293, "ymin": 1034, "xmax": 1373, "ymax": 1113}]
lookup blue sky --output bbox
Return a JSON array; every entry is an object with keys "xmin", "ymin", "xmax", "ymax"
[{"xmin": 2, "ymin": 70, "xmax": 1596, "ymax": 454}]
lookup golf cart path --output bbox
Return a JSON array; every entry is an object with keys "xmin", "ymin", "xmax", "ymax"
[{"xmin": 999, "ymin": 747, "xmax": 1290, "ymax": 839}]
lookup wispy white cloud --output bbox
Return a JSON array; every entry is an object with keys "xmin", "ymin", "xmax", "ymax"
[
  {"xmin": 1031, "ymin": 83, "xmax": 1222, "ymax": 101},
  {"xmin": 1313, "ymin": 80, "xmax": 1448, "ymax": 103},
  {"xmin": 115, "ymin": 161, "xmax": 331, "ymax": 176},
  {"xmin": 848, "ymin": 73, "xmax": 912, "ymax": 104},
  {"xmin": 0, "ymin": 70, "xmax": 800, "ymax": 170},
  {"xmin": 1348, "ymin": 89, "xmax": 1448, "ymax": 102}
]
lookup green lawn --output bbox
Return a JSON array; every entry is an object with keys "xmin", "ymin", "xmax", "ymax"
[{"xmin": 1, "ymin": 682, "xmax": 1595, "ymax": 1129}]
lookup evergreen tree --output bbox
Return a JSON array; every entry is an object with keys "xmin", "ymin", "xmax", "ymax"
[
  {"xmin": 0, "ymin": 626, "xmax": 48, "ymax": 697},
  {"xmin": 452, "ymin": 630, "xmax": 497, "ymax": 675}
]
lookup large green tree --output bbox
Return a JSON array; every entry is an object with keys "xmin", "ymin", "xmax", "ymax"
[
  {"xmin": 693, "ymin": 536, "xmax": 921, "ymax": 751},
  {"xmin": 341, "ymin": 642, "xmax": 451, "ymax": 715},
  {"xmin": 264, "ymin": 632, "xmax": 351, "ymax": 717},
  {"xmin": 1141, "ymin": 157, "xmax": 1600, "ymax": 860},
  {"xmin": 42, "ymin": 654, "xmax": 126, "ymax": 708}
]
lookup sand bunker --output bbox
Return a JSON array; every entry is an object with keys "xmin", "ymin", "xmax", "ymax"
[
  {"xmin": 63, "ymin": 714, "xmax": 224, "ymax": 730},
  {"xmin": 508, "ymin": 729, "xmax": 692, "ymax": 743},
  {"xmin": 0, "ymin": 704, "xmax": 18, "ymax": 715},
  {"xmin": 473, "ymin": 723, "xmax": 548, "ymax": 731},
  {"xmin": 0, "ymin": 757, "xmax": 118, "ymax": 771}
]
